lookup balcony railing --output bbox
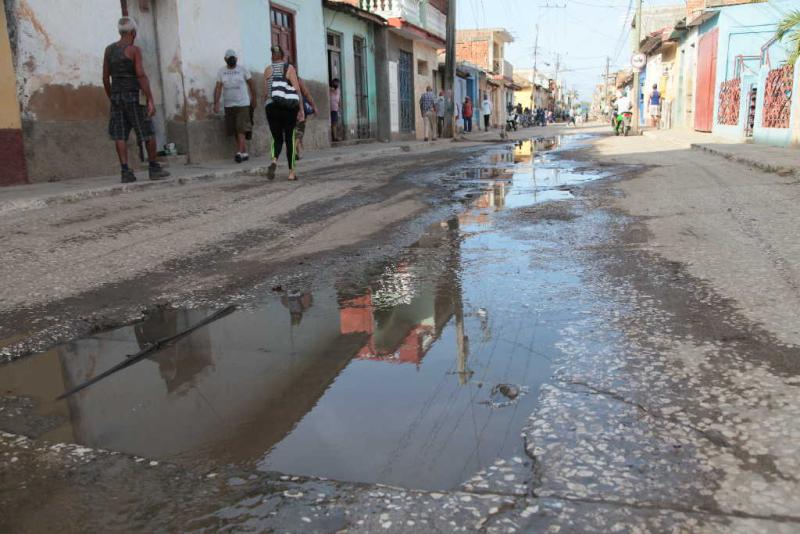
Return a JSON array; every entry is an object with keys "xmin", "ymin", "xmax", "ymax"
[
  {"xmin": 361, "ymin": 0, "xmax": 446, "ymax": 39},
  {"xmin": 422, "ymin": 2, "xmax": 446, "ymax": 39},
  {"xmin": 361, "ymin": 0, "xmax": 422, "ymax": 27}
]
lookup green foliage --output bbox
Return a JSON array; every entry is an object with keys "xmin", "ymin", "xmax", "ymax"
[{"xmin": 776, "ymin": 10, "xmax": 800, "ymax": 66}]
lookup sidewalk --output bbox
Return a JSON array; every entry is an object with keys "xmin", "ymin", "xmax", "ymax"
[
  {"xmin": 0, "ymin": 129, "xmax": 507, "ymax": 216},
  {"xmin": 643, "ymin": 127, "xmax": 800, "ymax": 177}
]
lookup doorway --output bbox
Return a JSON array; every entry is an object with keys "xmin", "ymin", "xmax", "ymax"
[
  {"xmin": 271, "ymin": 5, "xmax": 297, "ymax": 65},
  {"xmin": 327, "ymin": 32, "xmax": 344, "ymax": 140},
  {"xmin": 353, "ymin": 36, "xmax": 370, "ymax": 139},
  {"xmin": 694, "ymin": 28, "xmax": 718, "ymax": 132},
  {"xmin": 398, "ymin": 50, "xmax": 414, "ymax": 133},
  {"xmin": 123, "ymin": 0, "xmax": 167, "ymax": 151}
]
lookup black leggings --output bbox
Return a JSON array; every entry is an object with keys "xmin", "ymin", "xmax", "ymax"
[
  {"xmin": 484, "ymin": 114, "xmax": 490, "ymax": 130},
  {"xmin": 265, "ymin": 105, "xmax": 298, "ymax": 169}
]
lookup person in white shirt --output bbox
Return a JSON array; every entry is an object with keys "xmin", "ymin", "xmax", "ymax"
[
  {"xmin": 214, "ymin": 49, "xmax": 256, "ymax": 163},
  {"xmin": 616, "ymin": 92, "xmax": 632, "ymax": 113},
  {"xmin": 614, "ymin": 91, "xmax": 632, "ymax": 134},
  {"xmin": 481, "ymin": 94, "xmax": 493, "ymax": 130}
]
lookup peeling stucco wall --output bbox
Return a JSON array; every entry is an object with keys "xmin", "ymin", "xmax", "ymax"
[
  {"xmin": 13, "ymin": 0, "xmax": 119, "ymax": 122},
  {"xmin": 8, "ymin": 0, "xmax": 333, "ymax": 182}
]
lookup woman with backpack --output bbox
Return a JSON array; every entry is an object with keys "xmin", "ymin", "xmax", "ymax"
[{"xmin": 264, "ymin": 45, "xmax": 303, "ymax": 181}]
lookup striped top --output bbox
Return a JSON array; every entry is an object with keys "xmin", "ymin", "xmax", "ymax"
[{"xmin": 266, "ymin": 61, "xmax": 299, "ymax": 106}]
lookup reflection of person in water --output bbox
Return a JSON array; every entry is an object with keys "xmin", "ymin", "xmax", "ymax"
[
  {"xmin": 134, "ymin": 308, "xmax": 213, "ymax": 394},
  {"xmin": 281, "ymin": 291, "xmax": 313, "ymax": 326}
]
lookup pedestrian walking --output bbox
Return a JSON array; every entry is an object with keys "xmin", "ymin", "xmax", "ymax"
[
  {"xmin": 420, "ymin": 86, "xmax": 436, "ymax": 141},
  {"xmin": 329, "ymin": 78, "xmax": 341, "ymax": 142},
  {"xmin": 568, "ymin": 107, "xmax": 576, "ymax": 126},
  {"xmin": 436, "ymin": 90, "xmax": 446, "ymax": 138},
  {"xmin": 481, "ymin": 94, "xmax": 493, "ymax": 130},
  {"xmin": 264, "ymin": 45, "xmax": 303, "ymax": 181},
  {"xmin": 462, "ymin": 97, "xmax": 473, "ymax": 133},
  {"xmin": 102, "ymin": 17, "xmax": 169, "ymax": 183},
  {"xmin": 214, "ymin": 49, "xmax": 256, "ymax": 163},
  {"xmin": 649, "ymin": 84, "xmax": 661, "ymax": 128},
  {"xmin": 295, "ymin": 76, "xmax": 317, "ymax": 161}
]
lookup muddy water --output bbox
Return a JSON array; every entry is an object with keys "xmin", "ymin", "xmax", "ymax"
[{"xmin": 0, "ymin": 136, "xmax": 606, "ymax": 491}]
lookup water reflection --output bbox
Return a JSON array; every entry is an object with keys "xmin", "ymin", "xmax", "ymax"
[{"xmin": 0, "ymin": 137, "xmax": 600, "ymax": 490}]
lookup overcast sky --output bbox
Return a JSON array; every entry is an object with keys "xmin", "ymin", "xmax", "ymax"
[{"xmin": 456, "ymin": 0, "xmax": 683, "ymax": 100}]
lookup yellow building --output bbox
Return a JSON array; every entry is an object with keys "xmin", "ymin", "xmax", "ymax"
[{"xmin": 0, "ymin": 0, "xmax": 27, "ymax": 185}]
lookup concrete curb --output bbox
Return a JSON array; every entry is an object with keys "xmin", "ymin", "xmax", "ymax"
[{"xmin": 690, "ymin": 143, "xmax": 799, "ymax": 178}]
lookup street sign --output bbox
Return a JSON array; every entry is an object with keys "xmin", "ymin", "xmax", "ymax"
[{"xmin": 631, "ymin": 53, "xmax": 646, "ymax": 70}]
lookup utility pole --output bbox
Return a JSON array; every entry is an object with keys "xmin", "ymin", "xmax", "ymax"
[
  {"xmin": 531, "ymin": 24, "xmax": 539, "ymax": 110},
  {"xmin": 603, "ymin": 56, "xmax": 610, "ymax": 113},
  {"xmin": 554, "ymin": 53, "xmax": 560, "ymax": 112},
  {"xmin": 631, "ymin": 0, "xmax": 643, "ymax": 134},
  {"xmin": 444, "ymin": 0, "xmax": 457, "ymax": 137}
]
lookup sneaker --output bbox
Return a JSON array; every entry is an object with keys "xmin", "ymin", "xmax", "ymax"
[
  {"xmin": 235, "ymin": 153, "xmax": 243, "ymax": 163},
  {"xmin": 241, "ymin": 153, "xmax": 249, "ymax": 162},
  {"xmin": 266, "ymin": 162, "xmax": 277, "ymax": 180},
  {"xmin": 148, "ymin": 162, "xmax": 170, "ymax": 180},
  {"xmin": 121, "ymin": 169, "xmax": 137, "ymax": 183}
]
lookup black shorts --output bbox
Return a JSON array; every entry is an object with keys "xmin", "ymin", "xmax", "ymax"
[{"xmin": 108, "ymin": 93, "xmax": 154, "ymax": 141}]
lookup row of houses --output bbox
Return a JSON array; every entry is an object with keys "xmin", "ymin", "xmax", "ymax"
[
  {"xmin": 596, "ymin": 0, "xmax": 800, "ymax": 148},
  {"xmin": 0, "ymin": 0, "xmax": 578, "ymax": 186},
  {"xmin": 1, "ymin": 0, "xmax": 453, "ymax": 185}
]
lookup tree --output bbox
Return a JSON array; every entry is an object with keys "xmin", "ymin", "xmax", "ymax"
[{"xmin": 776, "ymin": 10, "xmax": 800, "ymax": 66}]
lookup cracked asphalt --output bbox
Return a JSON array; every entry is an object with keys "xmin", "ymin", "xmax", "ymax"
[{"xmin": 1, "ymin": 125, "xmax": 799, "ymax": 532}]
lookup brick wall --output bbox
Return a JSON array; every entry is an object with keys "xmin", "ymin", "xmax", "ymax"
[
  {"xmin": 686, "ymin": 0, "xmax": 704, "ymax": 17},
  {"xmin": 456, "ymin": 40, "xmax": 489, "ymax": 71}
]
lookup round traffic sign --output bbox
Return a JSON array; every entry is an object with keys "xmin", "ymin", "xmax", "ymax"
[{"xmin": 631, "ymin": 53, "xmax": 646, "ymax": 70}]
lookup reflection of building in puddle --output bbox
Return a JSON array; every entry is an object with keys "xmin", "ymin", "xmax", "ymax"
[
  {"xmin": 0, "ymin": 298, "xmax": 363, "ymax": 464},
  {"xmin": 488, "ymin": 151, "xmax": 514, "ymax": 164},
  {"xmin": 533, "ymin": 136, "xmax": 560, "ymax": 152},
  {"xmin": 338, "ymin": 219, "xmax": 466, "ymax": 367},
  {"xmin": 134, "ymin": 308, "xmax": 213, "ymax": 395},
  {"xmin": 0, "ymin": 222, "xmax": 471, "ymax": 470},
  {"xmin": 458, "ymin": 180, "xmax": 508, "ymax": 226}
]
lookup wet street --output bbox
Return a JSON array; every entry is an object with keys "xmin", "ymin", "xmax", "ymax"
[
  {"xmin": 1, "ymin": 137, "xmax": 603, "ymax": 490},
  {"xmin": 2, "ymin": 128, "xmax": 800, "ymax": 532}
]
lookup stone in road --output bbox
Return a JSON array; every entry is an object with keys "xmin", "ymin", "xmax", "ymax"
[{"xmin": 1, "ymin": 125, "xmax": 799, "ymax": 532}]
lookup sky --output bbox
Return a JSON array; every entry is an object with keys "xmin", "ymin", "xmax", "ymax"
[{"xmin": 456, "ymin": 0, "xmax": 684, "ymax": 101}]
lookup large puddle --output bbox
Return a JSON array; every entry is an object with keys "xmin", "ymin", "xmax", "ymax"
[{"xmin": 0, "ymin": 136, "xmax": 606, "ymax": 491}]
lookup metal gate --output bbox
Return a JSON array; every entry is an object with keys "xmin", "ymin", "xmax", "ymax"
[
  {"xmin": 694, "ymin": 28, "xmax": 718, "ymax": 132},
  {"xmin": 398, "ymin": 50, "xmax": 414, "ymax": 133},
  {"xmin": 353, "ymin": 36, "xmax": 370, "ymax": 139}
]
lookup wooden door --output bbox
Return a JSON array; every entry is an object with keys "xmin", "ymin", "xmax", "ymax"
[
  {"xmin": 271, "ymin": 5, "xmax": 296, "ymax": 66},
  {"xmin": 694, "ymin": 28, "xmax": 718, "ymax": 132}
]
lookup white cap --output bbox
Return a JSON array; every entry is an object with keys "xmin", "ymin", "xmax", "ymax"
[
  {"xmin": 118, "ymin": 16, "xmax": 138, "ymax": 33},
  {"xmin": 224, "ymin": 49, "xmax": 237, "ymax": 59}
]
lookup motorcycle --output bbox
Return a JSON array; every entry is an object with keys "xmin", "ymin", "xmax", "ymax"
[
  {"xmin": 614, "ymin": 111, "xmax": 632, "ymax": 136},
  {"xmin": 506, "ymin": 113, "xmax": 519, "ymax": 132}
]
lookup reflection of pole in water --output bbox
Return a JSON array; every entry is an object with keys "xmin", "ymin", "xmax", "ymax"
[{"xmin": 454, "ymin": 286, "xmax": 472, "ymax": 386}]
